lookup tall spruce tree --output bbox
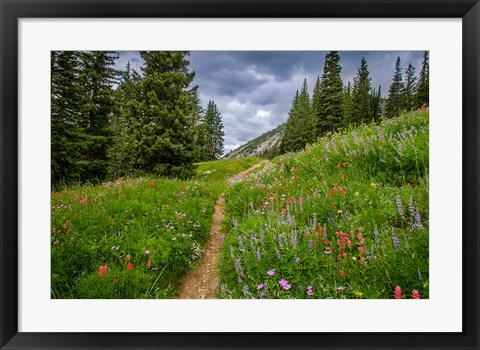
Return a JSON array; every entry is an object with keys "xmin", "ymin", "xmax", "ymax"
[
  {"xmin": 416, "ymin": 51, "xmax": 429, "ymax": 108},
  {"xmin": 281, "ymin": 90, "xmax": 299, "ymax": 153},
  {"xmin": 51, "ymin": 51, "xmax": 84, "ymax": 185},
  {"xmin": 342, "ymin": 81, "xmax": 354, "ymax": 126},
  {"xmin": 188, "ymin": 86, "xmax": 209, "ymax": 162},
  {"xmin": 77, "ymin": 51, "xmax": 120, "ymax": 181},
  {"xmin": 204, "ymin": 100, "xmax": 225, "ymax": 160},
  {"xmin": 108, "ymin": 62, "xmax": 143, "ymax": 179},
  {"xmin": 125, "ymin": 51, "xmax": 198, "ymax": 179},
  {"xmin": 403, "ymin": 63, "xmax": 417, "ymax": 111},
  {"xmin": 371, "ymin": 86, "xmax": 382, "ymax": 122},
  {"xmin": 314, "ymin": 51, "xmax": 343, "ymax": 135},
  {"xmin": 352, "ymin": 57, "xmax": 372, "ymax": 124},
  {"xmin": 281, "ymin": 80, "xmax": 316, "ymax": 152},
  {"xmin": 386, "ymin": 57, "xmax": 405, "ymax": 118},
  {"xmin": 311, "ymin": 76, "xmax": 323, "ymax": 132}
]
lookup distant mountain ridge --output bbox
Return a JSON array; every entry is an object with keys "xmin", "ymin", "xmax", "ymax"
[{"xmin": 225, "ymin": 123, "xmax": 285, "ymax": 159}]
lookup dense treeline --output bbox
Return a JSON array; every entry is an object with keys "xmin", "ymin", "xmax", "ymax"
[
  {"xmin": 281, "ymin": 51, "xmax": 429, "ymax": 153},
  {"xmin": 51, "ymin": 51, "xmax": 225, "ymax": 187}
]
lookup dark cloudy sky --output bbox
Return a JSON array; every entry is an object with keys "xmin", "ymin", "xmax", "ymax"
[{"xmin": 116, "ymin": 51, "xmax": 424, "ymax": 153}]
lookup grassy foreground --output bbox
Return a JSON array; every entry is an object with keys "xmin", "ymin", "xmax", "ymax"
[
  {"xmin": 51, "ymin": 157, "xmax": 260, "ymax": 298},
  {"xmin": 218, "ymin": 111, "xmax": 429, "ymax": 299}
]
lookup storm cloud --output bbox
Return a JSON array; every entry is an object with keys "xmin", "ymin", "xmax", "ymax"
[{"xmin": 117, "ymin": 51, "xmax": 424, "ymax": 153}]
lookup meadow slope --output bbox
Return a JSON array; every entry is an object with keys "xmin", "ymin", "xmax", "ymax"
[{"xmin": 218, "ymin": 111, "xmax": 429, "ymax": 299}]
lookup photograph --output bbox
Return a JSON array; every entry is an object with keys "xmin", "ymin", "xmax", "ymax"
[{"xmin": 50, "ymin": 50, "xmax": 429, "ymax": 300}]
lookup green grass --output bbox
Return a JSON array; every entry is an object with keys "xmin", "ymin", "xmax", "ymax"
[
  {"xmin": 51, "ymin": 157, "xmax": 261, "ymax": 299},
  {"xmin": 218, "ymin": 111, "xmax": 429, "ymax": 299},
  {"xmin": 195, "ymin": 157, "xmax": 261, "ymax": 183}
]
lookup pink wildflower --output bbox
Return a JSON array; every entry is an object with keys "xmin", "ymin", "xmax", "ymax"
[
  {"xmin": 98, "ymin": 265, "xmax": 108, "ymax": 277},
  {"xmin": 411, "ymin": 290, "xmax": 421, "ymax": 299},
  {"xmin": 394, "ymin": 286, "xmax": 403, "ymax": 299},
  {"xmin": 126, "ymin": 263, "xmax": 133, "ymax": 270},
  {"xmin": 267, "ymin": 269, "xmax": 275, "ymax": 276}
]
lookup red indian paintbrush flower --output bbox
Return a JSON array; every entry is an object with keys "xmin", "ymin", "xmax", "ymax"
[
  {"xmin": 411, "ymin": 290, "xmax": 421, "ymax": 299},
  {"xmin": 394, "ymin": 286, "xmax": 403, "ymax": 299},
  {"xmin": 98, "ymin": 265, "xmax": 108, "ymax": 277},
  {"xmin": 126, "ymin": 263, "xmax": 133, "ymax": 270}
]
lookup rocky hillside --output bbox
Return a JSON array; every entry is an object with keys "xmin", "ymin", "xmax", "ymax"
[{"xmin": 225, "ymin": 124, "xmax": 284, "ymax": 159}]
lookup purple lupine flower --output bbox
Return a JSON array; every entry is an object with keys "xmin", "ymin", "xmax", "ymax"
[
  {"xmin": 308, "ymin": 239, "xmax": 313, "ymax": 250},
  {"xmin": 295, "ymin": 256, "xmax": 301, "ymax": 264},
  {"xmin": 237, "ymin": 235, "xmax": 246, "ymax": 254},
  {"xmin": 373, "ymin": 227, "xmax": 380, "ymax": 246},
  {"xmin": 414, "ymin": 211, "xmax": 423, "ymax": 229},
  {"xmin": 391, "ymin": 228, "xmax": 400, "ymax": 250},
  {"xmin": 408, "ymin": 196, "xmax": 415, "ymax": 217},
  {"xmin": 259, "ymin": 292, "xmax": 266, "ymax": 299},
  {"xmin": 260, "ymin": 226, "xmax": 265, "ymax": 245},
  {"xmin": 267, "ymin": 269, "xmax": 275, "ymax": 276},
  {"xmin": 396, "ymin": 195, "xmax": 404, "ymax": 219},
  {"xmin": 275, "ymin": 249, "xmax": 281, "ymax": 259},
  {"xmin": 256, "ymin": 249, "xmax": 261, "ymax": 261},
  {"xmin": 243, "ymin": 284, "xmax": 249, "ymax": 297},
  {"xmin": 278, "ymin": 234, "xmax": 284, "ymax": 249},
  {"xmin": 307, "ymin": 285, "xmax": 313, "ymax": 296},
  {"xmin": 290, "ymin": 231, "xmax": 298, "ymax": 250},
  {"xmin": 329, "ymin": 213, "xmax": 336, "ymax": 228},
  {"xmin": 279, "ymin": 279, "xmax": 291, "ymax": 290},
  {"xmin": 234, "ymin": 258, "xmax": 245, "ymax": 278}
]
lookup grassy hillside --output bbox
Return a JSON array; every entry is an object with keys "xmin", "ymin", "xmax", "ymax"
[
  {"xmin": 51, "ymin": 157, "xmax": 261, "ymax": 298},
  {"xmin": 225, "ymin": 124, "xmax": 284, "ymax": 159},
  {"xmin": 218, "ymin": 111, "xmax": 429, "ymax": 299}
]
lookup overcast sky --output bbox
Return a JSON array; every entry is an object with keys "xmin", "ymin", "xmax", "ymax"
[{"xmin": 116, "ymin": 51, "xmax": 424, "ymax": 153}]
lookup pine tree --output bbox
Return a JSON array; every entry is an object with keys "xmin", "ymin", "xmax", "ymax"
[
  {"xmin": 204, "ymin": 100, "xmax": 225, "ymax": 160},
  {"xmin": 416, "ymin": 51, "xmax": 429, "ymax": 108},
  {"xmin": 386, "ymin": 57, "xmax": 405, "ymax": 118},
  {"xmin": 352, "ymin": 57, "xmax": 372, "ymax": 124},
  {"xmin": 403, "ymin": 63, "xmax": 417, "ymax": 111},
  {"xmin": 311, "ymin": 76, "xmax": 323, "ymax": 132},
  {"xmin": 342, "ymin": 81, "xmax": 354, "ymax": 127},
  {"xmin": 108, "ymin": 62, "xmax": 143, "ymax": 179},
  {"xmin": 281, "ymin": 91, "xmax": 299, "ymax": 153},
  {"xmin": 187, "ymin": 86, "xmax": 209, "ymax": 162},
  {"xmin": 77, "ymin": 51, "xmax": 120, "ymax": 181},
  {"xmin": 371, "ymin": 85, "xmax": 382, "ymax": 122},
  {"xmin": 314, "ymin": 51, "xmax": 343, "ymax": 135},
  {"xmin": 281, "ymin": 80, "xmax": 316, "ymax": 152},
  {"xmin": 51, "ymin": 51, "xmax": 84, "ymax": 185},
  {"xmin": 126, "ymin": 51, "xmax": 198, "ymax": 179}
]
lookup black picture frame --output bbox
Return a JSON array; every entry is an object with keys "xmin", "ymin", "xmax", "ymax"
[{"xmin": 1, "ymin": 1, "xmax": 478, "ymax": 349}]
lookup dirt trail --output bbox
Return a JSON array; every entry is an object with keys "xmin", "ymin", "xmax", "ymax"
[{"xmin": 176, "ymin": 161, "xmax": 268, "ymax": 299}]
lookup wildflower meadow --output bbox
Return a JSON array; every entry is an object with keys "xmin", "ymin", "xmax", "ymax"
[{"xmin": 218, "ymin": 111, "xmax": 429, "ymax": 299}]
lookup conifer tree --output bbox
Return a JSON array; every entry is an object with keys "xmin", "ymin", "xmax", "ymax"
[
  {"xmin": 281, "ymin": 80, "xmax": 316, "ymax": 152},
  {"xmin": 403, "ymin": 63, "xmax": 417, "ymax": 111},
  {"xmin": 311, "ymin": 76, "xmax": 323, "ymax": 131},
  {"xmin": 204, "ymin": 100, "xmax": 225, "ymax": 160},
  {"xmin": 77, "ymin": 51, "xmax": 120, "ymax": 181},
  {"xmin": 281, "ymin": 91, "xmax": 299, "ymax": 153},
  {"xmin": 51, "ymin": 51, "xmax": 84, "ymax": 185},
  {"xmin": 108, "ymin": 62, "xmax": 143, "ymax": 178},
  {"xmin": 187, "ymin": 86, "xmax": 209, "ymax": 162},
  {"xmin": 371, "ymin": 85, "xmax": 382, "ymax": 122},
  {"xmin": 416, "ymin": 51, "xmax": 429, "ymax": 108},
  {"xmin": 386, "ymin": 57, "xmax": 406, "ymax": 118},
  {"xmin": 314, "ymin": 51, "xmax": 343, "ymax": 134},
  {"xmin": 126, "ymin": 51, "xmax": 198, "ymax": 179},
  {"xmin": 352, "ymin": 57, "xmax": 372, "ymax": 124},
  {"xmin": 342, "ymin": 81, "xmax": 354, "ymax": 127}
]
